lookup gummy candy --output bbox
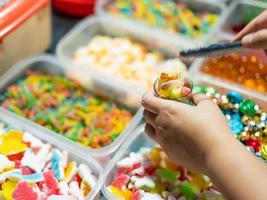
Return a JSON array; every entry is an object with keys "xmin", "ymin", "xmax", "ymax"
[
  {"xmin": 156, "ymin": 168, "xmax": 179, "ymax": 182},
  {"xmin": 12, "ymin": 181, "xmax": 38, "ymax": 200}
]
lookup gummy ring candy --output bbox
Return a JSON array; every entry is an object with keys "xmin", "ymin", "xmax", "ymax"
[{"xmin": 153, "ymin": 73, "xmax": 193, "ymax": 100}]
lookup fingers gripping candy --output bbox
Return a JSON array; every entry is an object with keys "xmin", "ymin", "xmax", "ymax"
[
  {"xmin": 154, "ymin": 72, "xmax": 193, "ymax": 100},
  {"xmin": 109, "ymin": 147, "xmax": 224, "ymax": 200},
  {"xmin": 0, "ymin": 121, "xmax": 98, "ymax": 199}
]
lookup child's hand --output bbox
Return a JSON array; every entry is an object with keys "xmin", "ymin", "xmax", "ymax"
[
  {"xmin": 232, "ymin": 10, "xmax": 267, "ymax": 49},
  {"xmin": 141, "ymin": 90, "xmax": 235, "ymax": 173}
]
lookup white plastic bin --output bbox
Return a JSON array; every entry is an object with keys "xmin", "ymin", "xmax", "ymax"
[
  {"xmin": 96, "ymin": 0, "xmax": 227, "ymax": 47},
  {"xmin": 0, "ymin": 55, "xmax": 143, "ymax": 165},
  {"xmin": 0, "ymin": 108, "xmax": 103, "ymax": 200},
  {"xmin": 56, "ymin": 16, "xmax": 190, "ymax": 109}
]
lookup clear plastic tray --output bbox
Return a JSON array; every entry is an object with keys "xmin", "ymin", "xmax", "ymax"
[
  {"xmin": 189, "ymin": 49, "xmax": 267, "ymax": 106},
  {"xmin": 56, "ymin": 16, "xmax": 191, "ymax": 109},
  {"xmin": 0, "ymin": 108, "xmax": 103, "ymax": 200},
  {"xmin": 101, "ymin": 124, "xmax": 152, "ymax": 200},
  {"xmin": 0, "ymin": 55, "xmax": 143, "ymax": 164},
  {"xmin": 96, "ymin": 0, "xmax": 227, "ymax": 47},
  {"xmin": 220, "ymin": 0, "xmax": 267, "ymax": 37}
]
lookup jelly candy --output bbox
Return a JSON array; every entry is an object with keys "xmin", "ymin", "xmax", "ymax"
[
  {"xmin": 178, "ymin": 182, "xmax": 197, "ymax": 200},
  {"xmin": 109, "ymin": 185, "xmax": 132, "ymax": 200},
  {"xmin": 112, "ymin": 173, "xmax": 130, "ymax": 189},
  {"xmin": 12, "ymin": 181, "xmax": 38, "ymax": 200},
  {"xmin": 2, "ymin": 180, "xmax": 16, "ymax": 200},
  {"xmin": 156, "ymin": 168, "xmax": 179, "ymax": 182},
  {"xmin": 189, "ymin": 174, "xmax": 210, "ymax": 192}
]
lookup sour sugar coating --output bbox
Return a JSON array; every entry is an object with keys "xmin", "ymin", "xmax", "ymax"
[
  {"xmin": 154, "ymin": 72, "xmax": 192, "ymax": 100},
  {"xmin": 193, "ymin": 85, "xmax": 267, "ymax": 161},
  {"xmin": 74, "ymin": 36, "xmax": 187, "ymax": 90},
  {"xmin": 106, "ymin": 0, "xmax": 218, "ymax": 38},
  {"xmin": 0, "ymin": 121, "xmax": 97, "ymax": 200},
  {"xmin": 0, "ymin": 71, "xmax": 133, "ymax": 149},
  {"xmin": 108, "ymin": 147, "xmax": 223, "ymax": 200},
  {"xmin": 201, "ymin": 54, "xmax": 267, "ymax": 93}
]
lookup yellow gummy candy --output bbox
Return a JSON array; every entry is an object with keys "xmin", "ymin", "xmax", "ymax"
[
  {"xmin": 109, "ymin": 186, "xmax": 132, "ymax": 200},
  {"xmin": 81, "ymin": 181, "xmax": 91, "ymax": 197},
  {"xmin": 64, "ymin": 161, "xmax": 77, "ymax": 182},
  {"xmin": 2, "ymin": 181, "xmax": 17, "ymax": 200},
  {"xmin": 190, "ymin": 174, "xmax": 210, "ymax": 192}
]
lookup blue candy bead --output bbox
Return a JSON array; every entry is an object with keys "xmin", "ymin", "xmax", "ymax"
[
  {"xmin": 227, "ymin": 91, "xmax": 243, "ymax": 104},
  {"xmin": 229, "ymin": 118, "xmax": 243, "ymax": 135}
]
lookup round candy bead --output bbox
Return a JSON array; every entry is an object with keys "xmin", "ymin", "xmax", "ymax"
[
  {"xmin": 229, "ymin": 118, "xmax": 243, "ymax": 135},
  {"xmin": 227, "ymin": 91, "xmax": 243, "ymax": 104},
  {"xmin": 239, "ymin": 99, "xmax": 256, "ymax": 117}
]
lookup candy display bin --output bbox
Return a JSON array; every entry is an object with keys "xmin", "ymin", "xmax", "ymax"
[
  {"xmin": 0, "ymin": 108, "xmax": 103, "ymax": 200},
  {"xmin": 96, "ymin": 0, "xmax": 227, "ymax": 47},
  {"xmin": 0, "ymin": 0, "xmax": 51, "ymax": 76},
  {"xmin": 189, "ymin": 49, "xmax": 267, "ymax": 105},
  {"xmin": 101, "ymin": 125, "xmax": 154, "ymax": 200},
  {"xmin": 220, "ymin": 0, "xmax": 267, "ymax": 37},
  {"xmin": 56, "ymin": 16, "xmax": 191, "ymax": 110},
  {"xmin": 0, "ymin": 55, "xmax": 143, "ymax": 166}
]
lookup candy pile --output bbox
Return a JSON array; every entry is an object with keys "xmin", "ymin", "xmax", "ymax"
[
  {"xmin": 194, "ymin": 84, "xmax": 267, "ymax": 160},
  {"xmin": 106, "ymin": 0, "xmax": 218, "ymax": 38},
  {"xmin": 109, "ymin": 147, "xmax": 224, "ymax": 200},
  {"xmin": 74, "ymin": 36, "xmax": 187, "ymax": 90},
  {"xmin": 0, "ymin": 71, "xmax": 133, "ymax": 149},
  {"xmin": 154, "ymin": 73, "xmax": 193, "ymax": 100},
  {"xmin": 0, "ymin": 121, "xmax": 97, "ymax": 200},
  {"xmin": 201, "ymin": 54, "xmax": 267, "ymax": 93}
]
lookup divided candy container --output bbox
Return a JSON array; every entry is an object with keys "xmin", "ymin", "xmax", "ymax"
[
  {"xmin": 0, "ymin": 0, "xmax": 51, "ymax": 75},
  {"xmin": 0, "ymin": 108, "xmax": 102, "ymax": 200},
  {"xmin": 96, "ymin": 0, "xmax": 227, "ymax": 47},
  {"xmin": 56, "ymin": 16, "xmax": 189, "ymax": 109},
  {"xmin": 220, "ymin": 0, "xmax": 267, "ymax": 37},
  {"xmin": 189, "ymin": 49, "xmax": 267, "ymax": 104},
  {"xmin": 0, "ymin": 55, "xmax": 143, "ymax": 165}
]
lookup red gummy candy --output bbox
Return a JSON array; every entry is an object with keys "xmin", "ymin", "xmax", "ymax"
[
  {"xmin": 43, "ymin": 170, "xmax": 60, "ymax": 195},
  {"xmin": 13, "ymin": 181, "xmax": 38, "ymax": 200},
  {"xmin": 131, "ymin": 190, "xmax": 141, "ymax": 200},
  {"xmin": 15, "ymin": 160, "xmax": 22, "ymax": 168},
  {"xmin": 117, "ymin": 162, "xmax": 142, "ymax": 174},
  {"xmin": 8, "ymin": 152, "xmax": 24, "ymax": 161},
  {"xmin": 73, "ymin": 174, "xmax": 82, "ymax": 187},
  {"xmin": 21, "ymin": 167, "xmax": 34, "ymax": 175},
  {"xmin": 178, "ymin": 166, "xmax": 187, "ymax": 181},
  {"xmin": 144, "ymin": 166, "xmax": 156, "ymax": 176},
  {"xmin": 112, "ymin": 173, "xmax": 130, "ymax": 190}
]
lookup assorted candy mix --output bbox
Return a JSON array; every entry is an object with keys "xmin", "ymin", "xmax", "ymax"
[
  {"xmin": 0, "ymin": 120, "xmax": 97, "ymax": 200},
  {"xmin": 0, "ymin": 70, "xmax": 133, "ymax": 149},
  {"xmin": 154, "ymin": 72, "xmax": 193, "ymax": 100},
  {"xmin": 106, "ymin": 0, "xmax": 218, "ymax": 38},
  {"xmin": 109, "ymin": 147, "xmax": 224, "ymax": 200},
  {"xmin": 74, "ymin": 36, "xmax": 187, "ymax": 90},
  {"xmin": 201, "ymin": 54, "xmax": 267, "ymax": 93},
  {"xmin": 194, "ymin": 84, "xmax": 267, "ymax": 160}
]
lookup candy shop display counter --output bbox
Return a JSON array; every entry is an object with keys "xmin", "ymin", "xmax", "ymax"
[
  {"xmin": 57, "ymin": 16, "xmax": 189, "ymax": 109},
  {"xmin": 189, "ymin": 49, "xmax": 267, "ymax": 104},
  {"xmin": 0, "ymin": 55, "xmax": 143, "ymax": 165},
  {"xmin": 102, "ymin": 81, "xmax": 267, "ymax": 200},
  {"xmin": 0, "ymin": 0, "xmax": 51, "ymax": 75},
  {"xmin": 220, "ymin": 0, "xmax": 267, "ymax": 37},
  {"xmin": 0, "ymin": 108, "xmax": 103, "ymax": 200},
  {"xmin": 96, "ymin": 0, "xmax": 227, "ymax": 48}
]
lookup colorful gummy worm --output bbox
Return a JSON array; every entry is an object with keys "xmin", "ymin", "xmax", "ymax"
[
  {"xmin": 0, "ymin": 71, "xmax": 134, "ymax": 149},
  {"xmin": 201, "ymin": 54, "xmax": 267, "ymax": 93},
  {"xmin": 194, "ymin": 85, "xmax": 267, "ymax": 160},
  {"xmin": 0, "ymin": 120, "xmax": 97, "ymax": 200},
  {"xmin": 109, "ymin": 147, "xmax": 224, "ymax": 200},
  {"xmin": 106, "ymin": 0, "xmax": 218, "ymax": 38}
]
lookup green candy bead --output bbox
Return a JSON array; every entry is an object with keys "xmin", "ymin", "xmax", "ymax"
[
  {"xmin": 156, "ymin": 168, "xmax": 179, "ymax": 182},
  {"xmin": 193, "ymin": 85, "xmax": 206, "ymax": 94},
  {"xmin": 205, "ymin": 86, "xmax": 217, "ymax": 95},
  {"xmin": 178, "ymin": 183, "xmax": 197, "ymax": 200},
  {"xmin": 239, "ymin": 99, "xmax": 256, "ymax": 116}
]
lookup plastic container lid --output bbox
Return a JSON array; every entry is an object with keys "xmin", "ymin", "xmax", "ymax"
[
  {"xmin": 0, "ymin": 0, "xmax": 49, "ymax": 40},
  {"xmin": 52, "ymin": 0, "xmax": 96, "ymax": 17}
]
